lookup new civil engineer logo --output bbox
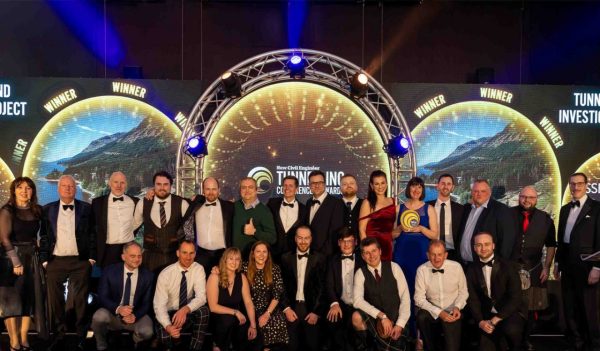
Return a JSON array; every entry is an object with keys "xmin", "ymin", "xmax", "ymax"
[{"xmin": 248, "ymin": 166, "xmax": 273, "ymax": 194}]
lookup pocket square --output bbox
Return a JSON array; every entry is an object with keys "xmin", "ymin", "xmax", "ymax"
[{"xmin": 585, "ymin": 215, "xmax": 591, "ymax": 218}]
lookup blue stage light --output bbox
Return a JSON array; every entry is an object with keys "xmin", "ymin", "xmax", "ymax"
[
  {"xmin": 290, "ymin": 55, "xmax": 302, "ymax": 65},
  {"xmin": 185, "ymin": 135, "xmax": 208, "ymax": 158},
  {"xmin": 287, "ymin": 54, "xmax": 306, "ymax": 79},
  {"xmin": 384, "ymin": 135, "xmax": 410, "ymax": 159}
]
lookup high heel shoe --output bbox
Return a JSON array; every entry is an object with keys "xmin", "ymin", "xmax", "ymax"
[
  {"xmin": 21, "ymin": 346, "xmax": 32, "ymax": 351},
  {"xmin": 10, "ymin": 346, "xmax": 21, "ymax": 351}
]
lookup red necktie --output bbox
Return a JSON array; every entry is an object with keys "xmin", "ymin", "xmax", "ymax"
[{"xmin": 522, "ymin": 211, "xmax": 530, "ymax": 233}]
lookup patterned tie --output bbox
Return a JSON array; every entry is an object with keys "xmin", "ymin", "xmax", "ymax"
[
  {"xmin": 439, "ymin": 203, "xmax": 446, "ymax": 243},
  {"xmin": 159, "ymin": 201, "xmax": 167, "ymax": 228},
  {"xmin": 374, "ymin": 268, "xmax": 381, "ymax": 283},
  {"xmin": 179, "ymin": 271, "xmax": 188, "ymax": 309},
  {"xmin": 522, "ymin": 211, "xmax": 530, "ymax": 233},
  {"xmin": 122, "ymin": 272, "xmax": 133, "ymax": 306}
]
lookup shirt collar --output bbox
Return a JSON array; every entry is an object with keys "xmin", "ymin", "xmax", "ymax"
[
  {"xmin": 313, "ymin": 192, "xmax": 327, "ymax": 203},
  {"xmin": 573, "ymin": 194, "xmax": 588, "ymax": 207},
  {"xmin": 296, "ymin": 249, "xmax": 310, "ymax": 255},
  {"xmin": 472, "ymin": 198, "xmax": 490, "ymax": 210},
  {"xmin": 436, "ymin": 198, "xmax": 451, "ymax": 206},
  {"xmin": 124, "ymin": 266, "xmax": 138, "ymax": 275},
  {"xmin": 60, "ymin": 200, "xmax": 75, "ymax": 206},
  {"xmin": 342, "ymin": 196, "xmax": 358, "ymax": 205},
  {"xmin": 154, "ymin": 194, "xmax": 171, "ymax": 204},
  {"xmin": 243, "ymin": 198, "xmax": 260, "ymax": 210},
  {"xmin": 282, "ymin": 198, "xmax": 297, "ymax": 206},
  {"xmin": 367, "ymin": 262, "xmax": 382, "ymax": 273},
  {"xmin": 480, "ymin": 254, "xmax": 495, "ymax": 264}
]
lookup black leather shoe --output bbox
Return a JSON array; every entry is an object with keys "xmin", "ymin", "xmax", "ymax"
[
  {"xmin": 47, "ymin": 338, "xmax": 64, "ymax": 351},
  {"xmin": 523, "ymin": 341, "xmax": 535, "ymax": 350}
]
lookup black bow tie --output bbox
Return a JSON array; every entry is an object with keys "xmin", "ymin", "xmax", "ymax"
[
  {"xmin": 298, "ymin": 253, "xmax": 309, "ymax": 259},
  {"xmin": 62, "ymin": 204, "xmax": 74, "ymax": 211},
  {"xmin": 571, "ymin": 200, "xmax": 580, "ymax": 208},
  {"xmin": 311, "ymin": 200, "xmax": 321, "ymax": 206},
  {"xmin": 113, "ymin": 197, "xmax": 124, "ymax": 202},
  {"xmin": 482, "ymin": 260, "xmax": 494, "ymax": 267},
  {"xmin": 282, "ymin": 202, "xmax": 294, "ymax": 208},
  {"xmin": 341, "ymin": 255, "xmax": 354, "ymax": 261},
  {"xmin": 432, "ymin": 268, "xmax": 444, "ymax": 274},
  {"xmin": 205, "ymin": 202, "xmax": 217, "ymax": 207}
]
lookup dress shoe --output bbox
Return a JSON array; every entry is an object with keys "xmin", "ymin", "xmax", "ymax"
[
  {"xmin": 47, "ymin": 338, "xmax": 64, "ymax": 351},
  {"xmin": 523, "ymin": 341, "xmax": 535, "ymax": 350}
]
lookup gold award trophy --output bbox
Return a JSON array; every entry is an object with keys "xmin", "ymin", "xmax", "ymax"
[{"xmin": 400, "ymin": 209, "xmax": 420, "ymax": 229}]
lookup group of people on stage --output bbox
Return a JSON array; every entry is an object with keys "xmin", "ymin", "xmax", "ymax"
[{"xmin": 0, "ymin": 168, "xmax": 598, "ymax": 351}]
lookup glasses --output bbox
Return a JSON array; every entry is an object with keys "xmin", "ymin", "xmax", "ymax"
[
  {"xmin": 569, "ymin": 182, "xmax": 586, "ymax": 187},
  {"xmin": 473, "ymin": 242, "xmax": 493, "ymax": 249},
  {"xmin": 310, "ymin": 181, "xmax": 325, "ymax": 186},
  {"xmin": 518, "ymin": 195, "xmax": 537, "ymax": 200},
  {"xmin": 339, "ymin": 239, "xmax": 355, "ymax": 245}
]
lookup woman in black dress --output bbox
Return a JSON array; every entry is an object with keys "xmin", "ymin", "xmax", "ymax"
[
  {"xmin": 207, "ymin": 247, "xmax": 257, "ymax": 351},
  {"xmin": 0, "ymin": 177, "xmax": 47, "ymax": 350}
]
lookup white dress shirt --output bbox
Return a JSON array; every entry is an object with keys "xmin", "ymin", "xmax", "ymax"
[
  {"xmin": 309, "ymin": 193, "xmax": 327, "ymax": 224},
  {"xmin": 120, "ymin": 266, "xmax": 139, "ymax": 309},
  {"xmin": 280, "ymin": 199, "xmax": 299, "ymax": 233},
  {"xmin": 353, "ymin": 261, "xmax": 411, "ymax": 328},
  {"xmin": 133, "ymin": 194, "xmax": 189, "ymax": 229},
  {"xmin": 414, "ymin": 260, "xmax": 468, "ymax": 319},
  {"xmin": 107, "ymin": 193, "xmax": 136, "ymax": 244},
  {"xmin": 435, "ymin": 199, "xmax": 454, "ymax": 250},
  {"xmin": 54, "ymin": 201, "xmax": 79, "ymax": 256},
  {"xmin": 195, "ymin": 200, "xmax": 226, "ymax": 250},
  {"xmin": 342, "ymin": 196, "xmax": 359, "ymax": 211},
  {"xmin": 340, "ymin": 254, "xmax": 355, "ymax": 305},
  {"xmin": 480, "ymin": 255, "xmax": 497, "ymax": 313},
  {"xmin": 460, "ymin": 199, "xmax": 489, "ymax": 262},
  {"xmin": 295, "ymin": 249, "xmax": 309, "ymax": 301},
  {"xmin": 564, "ymin": 194, "xmax": 587, "ymax": 244},
  {"xmin": 153, "ymin": 261, "xmax": 206, "ymax": 328}
]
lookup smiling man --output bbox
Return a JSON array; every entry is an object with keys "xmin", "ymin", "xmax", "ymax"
[{"xmin": 427, "ymin": 174, "xmax": 464, "ymax": 261}]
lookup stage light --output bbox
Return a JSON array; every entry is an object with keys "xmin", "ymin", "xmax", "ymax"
[
  {"xmin": 287, "ymin": 54, "xmax": 306, "ymax": 79},
  {"xmin": 185, "ymin": 135, "xmax": 208, "ymax": 158},
  {"xmin": 384, "ymin": 134, "xmax": 410, "ymax": 159},
  {"xmin": 220, "ymin": 71, "xmax": 242, "ymax": 98},
  {"xmin": 350, "ymin": 71, "xmax": 369, "ymax": 98}
]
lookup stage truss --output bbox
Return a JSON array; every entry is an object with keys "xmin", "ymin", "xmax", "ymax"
[{"xmin": 176, "ymin": 48, "xmax": 416, "ymax": 198}]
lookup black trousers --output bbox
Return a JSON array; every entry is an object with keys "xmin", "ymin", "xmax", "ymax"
[
  {"xmin": 195, "ymin": 247, "xmax": 225, "ymax": 277},
  {"xmin": 326, "ymin": 301, "xmax": 356, "ymax": 351},
  {"xmin": 287, "ymin": 301, "xmax": 320, "ymax": 351},
  {"xmin": 212, "ymin": 313, "xmax": 250, "ymax": 351},
  {"xmin": 477, "ymin": 313, "xmax": 525, "ymax": 351},
  {"xmin": 46, "ymin": 256, "xmax": 91, "ymax": 338},
  {"xmin": 416, "ymin": 309, "xmax": 461, "ymax": 351}
]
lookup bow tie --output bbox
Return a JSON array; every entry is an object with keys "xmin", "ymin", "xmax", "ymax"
[
  {"xmin": 311, "ymin": 200, "xmax": 321, "ymax": 206},
  {"xmin": 298, "ymin": 253, "xmax": 309, "ymax": 259},
  {"xmin": 282, "ymin": 202, "xmax": 294, "ymax": 208},
  {"xmin": 62, "ymin": 204, "xmax": 74, "ymax": 211},
  {"xmin": 482, "ymin": 260, "xmax": 494, "ymax": 267},
  {"xmin": 431, "ymin": 268, "xmax": 444, "ymax": 274},
  {"xmin": 341, "ymin": 255, "xmax": 354, "ymax": 261},
  {"xmin": 205, "ymin": 202, "xmax": 217, "ymax": 207},
  {"xmin": 571, "ymin": 200, "xmax": 580, "ymax": 208},
  {"xmin": 113, "ymin": 197, "xmax": 124, "ymax": 202}
]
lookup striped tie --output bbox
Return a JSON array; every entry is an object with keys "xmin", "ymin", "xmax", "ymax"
[
  {"xmin": 159, "ymin": 201, "xmax": 167, "ymax": 228},
  {"xmin": 179, "ymin": 271, "xmax": 188, "ymax": 309}
]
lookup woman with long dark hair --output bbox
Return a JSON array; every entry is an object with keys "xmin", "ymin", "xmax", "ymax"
[{"xmin": 0, "ymin": 177, "xmax": 48, "ymax": 350}]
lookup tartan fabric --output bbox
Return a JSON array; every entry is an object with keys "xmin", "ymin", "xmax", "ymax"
[
  {"xmin": 156, "ymin": 305, "xmax": 210, "ymax": 351},
  {"xmin": 359, "ymin": 310, "xmax": 408, "ymax": 351}
]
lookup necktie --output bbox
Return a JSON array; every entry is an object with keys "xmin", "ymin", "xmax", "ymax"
[
  {"xmin": 374, "ymin": 268, "xmax": 381, "ymax": 283},
  {"xmin": 298, "ymin": 253, "xmax": 309, "ymax": 259},
  {"xmin": 179, "ymin": 271, "xmax": 188, "ymax": 309},
  {"xmin": 159, "ymin": 201, "xmax": 167, "ymax": 228},
  {"xmin": 341, "ymin": 255, "xmax": 354, "ymax": 261},
  {"xmin": 439, "ymin": 203, "xmax": 446, "ymax": 243},
  {"xmin": 346, "ymin": 201, "xmax": 352, "ymax": 211},
  {"xmin": 122, "ymin": 272, "xmax": 133, "ymax": 306},
  {"xmin": 522, "ymin": 211, "xmax": 530, "ymax": 233},
  {"xmin": 571, "ymin": 200, "xmax": 580, "ymax": 208},
  {"xmin": 482, "ymin": 260, "xmax": 494, "ymax": 267},
  {"xmin": 282, "ymin": 202, "xmax": 294, "ymax": 208},
  {"xmin": 205, "ymin": 202, "xmax": 217, "ymax": 207},
  {"xmin": 113, "ymin": 197, "xmax": 124, "ymax": 202},
  {"xmin": 62, "ymin": 204, "xmax": 74, "ymax": 211},
  {"xmin": 311, "ymin": 199, "xmax": 321, "ymax": 206},
  {"xmin": 432, "ymin": 268, "xmax": 444, "ymax": 274}
]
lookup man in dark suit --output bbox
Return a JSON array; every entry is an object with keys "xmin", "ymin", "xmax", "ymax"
[
  {"xmin": 341, "ymin": 174, "xmax": 363, "ymax": 242},
  {"xmin": 466, "ymin": 232, "xmax": 526, "ymax": 351},
  {"xmin": 555, "ymin": 172, "xmax": 600, "ymax": 351},
  {"xmin": 91, "ymin": 242, "xmax": 154, "ymax": 350},
  {"xmin": 267, "ymin": 175, "xmax": 307, "ymax": 263},
  {"xmin": 305, "ymin": 170, "xmax": 345, "ymax": 256},
  {"xmin": 325, "ymin": 228, "xmax": 364, "ymax": 351},
  {"xmin": 40, "ymin": 175, "xmax": 96, "ymax": 350},
  {"xmin": 281, "ymin": 225, "xmax": 327, "ymax": 351},
  {"xmin": 91, "ymin": 171, "xmax": 139, "ymax": 268},
  {"xmin": 458, "ymin": 179, "xmax": 517, "ymax": 264},
  {"xmin": 427, "ymin": 173, "xmax": 464, "ymax": 261},
  {"xmin": 181, "ymin": 177, "xmax": 233, "ymax": 274}
]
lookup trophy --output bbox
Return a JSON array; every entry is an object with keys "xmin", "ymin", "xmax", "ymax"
[{"xmin": 400, "ymin": 209, "xmax": 420, "ymax": 229}]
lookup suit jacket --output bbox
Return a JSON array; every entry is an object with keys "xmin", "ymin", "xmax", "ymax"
[
  {"xmin": 427, "ymin": 199, "xmax": 464, "ymax": 246},
  {"xmin": 466, "ymin": 257, "xmax": 526, "ymax": 322},
  {"xmin": 40, "ymin": 199, "xmax": 96, "ymax": 263},
  {"xmin": 180, "ymin": 195, "xmax": 234, "ymax": 249},
  {"xmin": 343, "ymin": 198, "xmax": 363, "ymax": 240},
  {"xmin": 281, "ymin": 250, "xmax": 327, "ymax": 316},
  {"xmin": 325, "ymin": 252, "xmax": 364, "ymax": 305},
  {"xmin": 510, "ymin": 206, "xmax": 556, "ymax": 265},
  {"xmin": 458, "ymin": 198, "xmax": 517, "ymax": 261},
  {"xmin": 98, "ymin": 262, "xmax": 154, "ymax": 319},
  {"xmin": 305, "ymin": 194, "xmax": 345, "ymax": 256},
  {"xmin": 91, "ymin": 194, "xmax": 139, "ymax": 267},
  {"xmin": 557, "ymin": 197, "xmax": 600, "ymax": 270},
  {"xmin": 267, "ymin": 197, "xmax": 307, "ymax": 260}
]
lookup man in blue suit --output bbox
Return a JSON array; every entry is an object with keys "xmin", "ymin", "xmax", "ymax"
[
  {"xmin": 40, "ymin": 175, "xmax": 96, "ymax": 350},
  {"xmin": 91, "ymin": 241, "xmax": 154, "ymax": 350}
]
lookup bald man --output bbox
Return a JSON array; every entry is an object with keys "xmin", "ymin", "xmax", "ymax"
[{"xmin": 91, "ymin": 171, "xmax": 140, "ymax": 267}]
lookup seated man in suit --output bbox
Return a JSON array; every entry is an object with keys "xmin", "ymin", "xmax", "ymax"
[
  {"xmin": 466, "ymin": 232, "xmax": 526, "ymax": 351},
  {"xmin": 91, "ymin": 241, "xmax": 154, "ymax": 350},
  {"xmin": 153, "ymin": 240, "xmax": 210, "ymax": 351},
  {"xmin": 414, "ymin": 240, "xmax": 468, "ymax": 351},
  {"xmin": 281, "ymin": 225, "xmax": 327, "ymax": 351},
  {"xmin": 326, "ymin": 228, "xmax": 364, "ymax": 351},
  {"xmin": 352, "ymin": 237, "xmax": 411, "ymax": 351}
]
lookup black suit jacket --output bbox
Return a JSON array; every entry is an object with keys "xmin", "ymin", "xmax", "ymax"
[
  {"xmin": 427, "ymin": 199, "xmax": 464, "ymax": 246},
  {"xmin": 557, "ymin": 197, "xmax": 600, "ymax": 270},
  {"xmin": 98, "ymin": 262, "xmax": 154, "ymax": 319},
  {"xmin": 180, "ymin": 195, "xmax": 234, "ymax": 248},
  {"xmin": 305, "ymin": 194, "xmax": 345, "ymax": 256},
  {"xmin": 325, "ymin": 252, "xmax": 364, "ymax": 305},
  {"xmin": 466, "ymin": 257, "xmax": 526, "ymax": 322},
  {"xmin": 91, "ymin": 194, "xmax": 139, "ymax": 267},
  {"xmin": 40, "ymin": 199, "xmax": 96, "ymax": 263},
  {"xmin": 281, "ymin": 250, "xmax": 327, "ymax": 316},
  {"xmin": 267, "ymin": 197, "xmax": 307, "ymax": 260},
  {"xmin": 458, "ymin": 198, "xmax": 517, "ymax": 261},
  {"xmin": 510, "ymin": 206, "xmax": 556, "ymax": 264}
]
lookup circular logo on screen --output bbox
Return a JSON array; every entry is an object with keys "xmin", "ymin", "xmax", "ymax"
[{"xmin": 248, "ymin": 166, "xmax": 273, "ymax": 194}]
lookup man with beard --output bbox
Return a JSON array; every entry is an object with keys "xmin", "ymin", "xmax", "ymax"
[
  {"xmin": 427, "ymin": 174, "xmax": 464, "ymax": 262},
  {"xmin": 510, "ymin": 186, "xmax": 556, "ymax": 350},
  {"xmin": 133, "ymin": 171, "xmax": 189, "ymax": 274},
  {"xmin": 341, "ymin": 174, "xmax": 363, "ymax": 242}
]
